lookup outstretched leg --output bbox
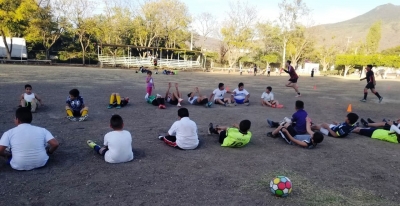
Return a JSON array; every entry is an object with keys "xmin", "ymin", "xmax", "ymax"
[{"xmin": 87, "ymin": 140, "xmax": 108, "ymax": 155}]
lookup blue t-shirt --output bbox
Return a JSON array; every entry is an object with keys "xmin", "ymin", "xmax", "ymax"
[
  {"xmin": 294, "ymin": 135, "xmax": 316, "ymax": 149},
  {"xmin": 330, "ymin": 122, "xmax": 356, "ymax": 137},
  {"xmin": 292, "ymin": 109, "xmax": 308, "ymax": 134},
  {"xmin": 66, "ymin": 96, "xmax": 84, "ymax": 111}
]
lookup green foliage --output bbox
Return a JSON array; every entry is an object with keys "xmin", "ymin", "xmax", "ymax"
[
  {"xmin": 365, "ymin": 21, "xmax": 382, "ymax": 54},
  {"xmin": 335, "ymin": 54, "xmax": 400, "ymax": 68},
  {"xmin": 381, "ymin": 45, "xmax": 400, "ymax": 55}
]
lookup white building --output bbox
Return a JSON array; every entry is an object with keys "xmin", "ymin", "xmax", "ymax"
[{"xmin": 0, "ymin": 37, "xmax": 27, "ymax": 59}]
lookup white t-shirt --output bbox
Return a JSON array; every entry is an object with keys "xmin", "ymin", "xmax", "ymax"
[
  {"xmin": 212, "ymin": 89, "xmax": 227, "ymax": 100},
  {"xmin": 261, "ymin": 92, "xmax": 274, "ymax": 101},
  {"xmin": 24, "ymin": 93, "xmax": 36, "ymax": 102},
  {"xmin": 168, "ymin": 117, "xmax": 199, "ymax": 149},
  {"xmin": 104, "ymin": 130, "xmax": 134, "ymax": 163},
  {"xmin": 232, "ymin": 88, "xmax": 249, "ymax": 100},
  {"xmin": 0, "ymin": 124, "xmax": 54, "ymax": 170},
  {"xmin": 188, "ymin": 96, "xmax": 198, "ymax": 105}
]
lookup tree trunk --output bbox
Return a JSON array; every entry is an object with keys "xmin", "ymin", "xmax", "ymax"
[
  {"xmin": 344, "ymin": 65, "xmax": 351, "ymax": 77},
  {"xmin": 46, "ymin": 48, "xmax": 50, "ymax": 60},
  {"xmin": 1, "ymin": 33, "xmax": 12, "ymax": 60}
]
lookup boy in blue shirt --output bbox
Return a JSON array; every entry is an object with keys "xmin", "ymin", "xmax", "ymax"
[
  {"xmin": 311, "ymin": 113, "xmax": 359, "ymax": 138},
  {"xmin": 66, "ymin": 89, "xmax": 89, "ymax": 122},
  {"xmin": 267, "ymin": 100, "xmax": 308, "ymax": 135}
]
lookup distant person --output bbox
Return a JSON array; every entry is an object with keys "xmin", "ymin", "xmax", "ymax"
[
  {"xmin": 158, "ymin": 108, "xmax": 199, "ymax": 150},
  {"xmin": 145, "ymin": 71, "xmax": 155, "ymax": 100},
  {"xmin": 208, "ymin": 120, "xmax": 252, "ymax": 148},
  {"xmin": 261, "ymin": 86, "xmax": 280, "ymax": 108},
  {"xmin": 87, "ymin": 115, "xmax": 134, "ymax": 163},
  {"xmin": 66, "ymin": 89, "xmax": 89, "ymax": 122},
  {"xmin": 0, "ymin": 107, "xmax": 59, "ymax": 170},
  {"xmin": 19, "ymin": 84, "xmax": 43, "ymax": 113},
  {"xmin": 311, "ymin": 113, "xmax": 359, "ymax": 138},
  {"xmin": 267, "ymin": 66, "xmax": 271, "ymax": 77},
  {"xmin": 187, "ymin": 87, "xmax": 212, "ymax": 107},
  {"xmin": 209, "ymin": 83, "xmax": 234, "ymax": 106},
  {"xmin": 284, "ymin": 60, "xmax": 301, "ymax": 97},
  {"xmin": 311, "ymin": 68, "xmax": 315, "ymax": 78},
  {"xmin": 107, "ymin": 93, "xmax": 129, "ymax": 109},
  {"xmin": 253, "ymin": 64, "xmax": 257, "ymax": 76},
  {"xmin": 268, "ymin": 116, "xmax": 324, "ymax": 149},
  {"xmin": 231, "ymin": 82, "xmax": 250, "ymax": 106},
  {"xmin": 360, "ymin": 65, "xmax": 383, "ymax": 103}
]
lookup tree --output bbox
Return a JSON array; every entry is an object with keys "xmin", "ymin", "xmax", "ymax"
[
  {"xmin": 277, "ymin": 0, "xmax": 309, "ymax": 66},
  {"xmin": 365, "ymin": 21, "xmax": 382, "ymax": 54},
  {"xmin": 286, "ymin": 26, "xmax": 314, "ymax": 67},
  {"xmin": 194, "ymin": 12, "xmax": 217, "ymax": 50},
  {"xmin": 256, "ymin": 22, "xmax": 281, "ymax": 54},
  {"xmin": 261, "ymin": 53, "xmax": 279, "ymax": 68},
  {"xmin": 335, "ymin": 55, "xmax": 361, "ymax": 77},
  {"xmin": 0, "ymin": 0, "xmax": 38, "ymax": 59},
  {"xmin": 221, "ymin": 0, "xmax": 257, "ymax": 69},
  {"xmin": 316, "ymin": 37, "xmax": 338, "ymax": 71}
]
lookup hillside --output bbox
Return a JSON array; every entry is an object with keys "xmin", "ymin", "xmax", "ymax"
[{"xmin": 313, "ymin": 3, "xmax": 400, "ymax": 51}]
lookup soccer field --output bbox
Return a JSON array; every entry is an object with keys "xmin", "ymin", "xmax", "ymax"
[{"xmin": 0, "ymin": 65, "xmax": 399, "ymax": 205}]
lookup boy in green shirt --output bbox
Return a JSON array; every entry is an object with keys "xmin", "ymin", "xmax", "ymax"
[
  {"xmin": 353, "ymin": 121, "xmax": 400, "ymax": 143},
  {"xmin": 208, "ymin": 120, "xmax": 252, "ymax": 147}
]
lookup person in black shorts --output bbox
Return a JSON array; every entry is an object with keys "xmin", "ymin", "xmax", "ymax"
[
  {"xmin": 165, "ymin": 82, "xmax": 183, "ymax": 107},
  {"xmin": 284, "ymin": 60, "xmax": 301, "ymax": 97},
  {"xmin": 360, "ymin": 65, "xmax": 383, "ymax": 103}
]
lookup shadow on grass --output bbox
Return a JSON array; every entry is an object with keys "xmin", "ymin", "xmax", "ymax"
[{"xmin": 243, "ymin": 170, "xmax": 397, "ymax": 206}]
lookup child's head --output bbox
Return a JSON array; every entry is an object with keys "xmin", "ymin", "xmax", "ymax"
[
  {"xmin": 286, "ymin": 60, "xmax": 291, "ymax": 66},
  {"xmin": 25, "ymin": 84, "xmax": 32, "ymax": 94},
  {"xmin": 187, "ymin": 92, "xmax": 192, "ymax": 97},
  {"xmin": 218, "ymin": 83, "xmax": 224, "ymax": 90},
  {"xmin": 69, "ymin": 89, "xmax": 80, "ymax": 100},
  {"xmin": 266, "ymin": 86, "xmax": 272, "ymax": 93},
  {"xmin": 110, "ymin": 114, "xmax": 124, "ymax": 130},
  {"xmin": 366, "ymin": 65, "xmax": 372, "ymax": 71},
  {"xmin": 311, "ymin": 131, "xmax": 324, "ymax": 144},
  {"xmin": 147, "ymin": 71, "xmax": 152, "ymax": 76},
  {"xmin": 238, "ymin": 82, "xmax": 244, "ymax": 91},
  {"xmin": 239, "ymin": 120, "xmax": 251, "ymax": 133},
  {"xmin": 178, "ymin": 108, "xmax": 189, "ymax": 119},
  {"xmin": 15, "ymin": 107, "xmax": 32, "ymax": 124},
  {"xmin": 295, "ymin": 100, "xmax": 304, "ymax": 110},
  {"xmin": 346, "ymin": 113, "xmax": 359, "ymax": 125}
]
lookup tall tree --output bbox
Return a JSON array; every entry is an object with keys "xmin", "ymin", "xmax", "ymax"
[
  {"xmin": 286, "ymin": 26, "xmax": 314, "ymax": 67},
  {"xmin": 277, "ymin": 0, "xmax": 309, "ymax": 66},
  {"xmin": 0, "ymin": 0, "xmax": 38, "ymax": 59},
  {"xmin": 221, "ymin": 0, "xmax": 257, "ymax": 69},
  {"xmin": 365, "ymin": 21, "xmax": 382, "ymax": 54}
]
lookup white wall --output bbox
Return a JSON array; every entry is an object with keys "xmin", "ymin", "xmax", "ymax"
[{"xmin": 0, "ymin": 37, "xmax": 27, "ymax": 58}]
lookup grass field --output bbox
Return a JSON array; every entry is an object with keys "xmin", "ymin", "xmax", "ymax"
[{"xmin": 0, "ymin": 65, "xmax": 399, "ymax": 205}]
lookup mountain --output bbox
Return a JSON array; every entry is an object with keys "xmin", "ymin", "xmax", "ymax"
[{"xmin": 313, "ymin": 3, "xmax": 400, "ymax": 51}]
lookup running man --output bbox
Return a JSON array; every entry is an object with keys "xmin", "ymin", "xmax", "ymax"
[
  {"xmin": 360, "ymin": 65, "xmax": 383, "ymax": 103},
  {"xmin": 284, "ymin": 60, "xmax": 301, "ymax": 97}
]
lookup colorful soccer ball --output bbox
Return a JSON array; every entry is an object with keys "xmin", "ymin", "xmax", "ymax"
[{"xmin": 270, "ymin": 176, "xmax": 292, "ymax": 197}]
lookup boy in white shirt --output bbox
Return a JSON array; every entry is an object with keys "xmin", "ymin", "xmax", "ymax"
[
  {"xmin": 261, "ymin": 86, "xmax": 280, "ymax": 108},
  {"xmin": 231, "ymin": 82, "xmax": 250, "ymax": 106},
  {"xmin": 19, "ymin": 84, "xmax": 43, "ymax": 112},
  {"xmin": 209, "ymin": 83, "xmax": 234, "ymax": 106},
  {"xmin": 0, "ymin": 107, "xmax": 59, "ymax": 170},
  {"xmin": 158, "ymin": 108, "xmax": 199, "ymax": 150},
  {"xmin": 187, "ymin": 87, "xmax": 212, "ymax": 107},
  {"xmin": 87, "ymin": 115, "xmax": 134, "ymax": 163}
]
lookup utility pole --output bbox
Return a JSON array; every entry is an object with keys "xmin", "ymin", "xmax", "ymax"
[
  {"xmin": 190, "ymin": 31, "xmax": 193, "ymax": 51},
  {"xmin": 345, "ymin": 37, "xmax": 352, "ymax": 52}
]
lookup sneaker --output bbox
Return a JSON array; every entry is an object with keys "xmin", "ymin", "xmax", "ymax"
[
  {"xmin": 145, "ymin": 93, "xmax": 149, "ymax": 100},
  {"xmin": 360, "ymin": 118, "xmax": 368, "ymax": 127},
  {"xmin": 87, "ymin": 140, "xmax": 97, "ymax": 149},
  {"xmin": 360, "ymin": 99, "xmax": 366, "ymax": 102},
  {"xmin": 267, "ymin": 132, "xmax": 277, "ymax": 138},
  {"xmin": 382, "ymin": 118, "xmax": 388, "ymax": 123},
  {"xmin": 295, "ymin": 94, "xmax": 301, "ymax": 97},
  {"xmin": 279, "ymin": 131, "xmax": 292, "ymax": 144},
  {"xmin": 116, "ymin": 104, "xmax": 121, "ymax": 109},
  {"xmin": 67, "ymin": 116, "xmax": 76, "ymax": 121},
  {"xmin": 157, "ymin": 135, "xmax": 164, "ymax": 140},
  {"xmin": 367, "ymin": 118, "xmax": 375, "ymax": 124},
  {"xmin": 224, "ymin": 103, "xmax": 227, "ymax": 107},
  {"xmin": 244, "ymin": 102, "xmax": 250, "ymax": 106},
  {"xmin": 379, "ymin": 97, "xmax": 383, "ymax": 103},
  {"xmin": 159, "ymin": 104, "xmax": 166, "ymax": 109},
  {"xmin": 267, "ymin": 119, "xmax": 274, "ymax": 128},
  {"xmin": 107, "ymin": 104, "xmax": 113, "ymax": 109},
  {"xmin": 177, "ymin": 102, "xmax": 181, "ymax": 107},
  {"xmin": 206, "ymin": 102, "xmax": 213, "ymax": 108},
  {"xmin": 208, "ymin": 123, "xmax": 216, "ymax": 135},
  {"xmin": 79, "ymin": 115, "xmax": 88, "ymax": 122}
]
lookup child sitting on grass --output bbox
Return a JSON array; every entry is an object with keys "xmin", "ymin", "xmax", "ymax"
[
  {"xmin": 107, "ymin": 93, "xmax": 129, "ymax": 109},
  {"xmin": 87, "ymin": 115, "xmax": 134, "ymax": 163},
  {"xmin": 66, "ymin": 89, "xmax": 88, "ymax": 122},
  {"xmin": 19, "ymin": 84, "xmax": 43, "ymax": 112},
  {"xmin": 268, "ymin": 117, "xmax": 324, "ymax": 149},
  {"xmin": 208, "ymin": 120, "xmax": 252, "ymax": 148},
  {"xmin": 261, "ymin": 86, "xmax": 280, "ymax": 108}
]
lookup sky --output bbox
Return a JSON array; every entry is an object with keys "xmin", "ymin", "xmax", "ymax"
[{"xmin": 186, "ymin": 0, "xmax": 400, "ymax": 25}]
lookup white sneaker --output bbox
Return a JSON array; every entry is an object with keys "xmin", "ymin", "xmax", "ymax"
[
  {"xmin": 158, "ymin": 135, "xmax": 164, "ymax": 140},
  {"xmin": 177, "ymin": 103, "xmax": 181, "ymax": 107},
  {"xmin": 295, "ymin": 94, "xmax": 301, "ymax": 97},
  {"xmin": 145, "ymin": 93, "xmax": 149, "ymax": 100}
]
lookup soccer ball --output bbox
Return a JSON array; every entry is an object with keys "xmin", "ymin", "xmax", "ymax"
[{"xmin": 270, "ymin": 176, "xmax": 292, "ymax": 197}]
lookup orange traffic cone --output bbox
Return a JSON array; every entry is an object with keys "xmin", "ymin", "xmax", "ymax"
[
  {"xmin": 347, "ymin": 104, "xmax": 352, "ymax": 113},
  {"xmin": 313, "ymin": 85, "xmax": 316, "ymax": 90}
]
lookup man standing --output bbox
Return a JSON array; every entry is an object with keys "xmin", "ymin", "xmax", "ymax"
[
  {"xmin": 284, "ymin": 60, "xmax": 301, "ymax": 97},
  {"xmin": 0, "ymin": 108, "xmax": 59, "ymax": 170},
  {"xmin": 360, "ymin": 65, "xmax": 383, "ymax": 103},
  {"xmin": 253, "ymin": 64, "xmax": 257, "ymax": 76},
  {"xmin": 267, "ymin": 66, "xmax": 271, "ymax": 77}
]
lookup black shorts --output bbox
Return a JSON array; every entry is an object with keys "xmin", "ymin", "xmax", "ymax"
[
  {"xmin": 365, "ymin": 83, "xmax": 375, "ymax": 89},
  {"xmin": 219, "ymin": 131, "xmax": 227, "ymax": 144},
  {"xmin": 285, "ymin": 125, "xmax": 298, "ymax": 137},
  {"xmin": 267, "ymin": 71, "xmax": 270, "ymax": 74},
  {"xmin": 169, "ymin": 98, "xmax": 179, "ymax": 105},
  {"xmin": 289, "ymin": 78, "xmax": 298, "ymax": 83},
  {"xmin": 112, "ymin": 100, "xmax": 128, "ymax": 107},
  {"xmin": 359, "ymin": 128, "xmax": 377, "ymax": 137},
  {"xmin": 214, "ymin": 99, "xmax": 226, "ymax": 104},
  {"xmin": 73, "ymin": 110, "xmax": 81, "ymax": 117}
]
